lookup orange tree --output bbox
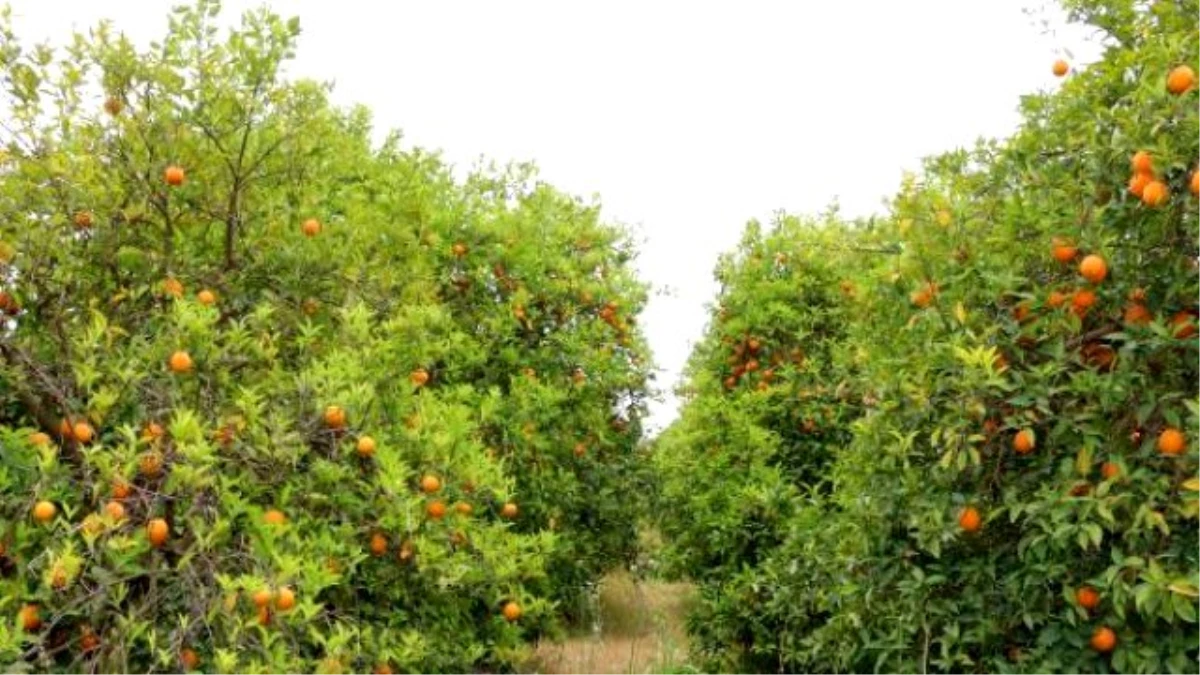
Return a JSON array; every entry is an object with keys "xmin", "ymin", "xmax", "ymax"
[
  {"xmin": 0, "ymin": 1, "xmax": 651, "ymax": 672},
  {"xmin": 655, "ymin": 0, "xmax": 1198, "ymax": 672}
]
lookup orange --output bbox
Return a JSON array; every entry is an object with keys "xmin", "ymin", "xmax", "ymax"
[
  {"xmin": 196, "ymin": 289, "xmax": 216, "ymax": 306},
  {"xmin": 1047, "ymin": 290, "xmax": 1068, "ymax": 308},
  {"xmin": 410, "ymin": 368, "xmax": 430, "ymax": 387},
  {"xmin": 252, "ymin": 588, "xmax": 273, "ymax": 608},
  {"xmin": 73, "ymin": 421, "xmax": 95, "ymax": 444},
  {"xmin": 164, "ymin": 165, "xmax": 185, "ymax": 186},
  {"xmin": 1071, "ymin": 289, "xmax": 1097, "ymax": 314},
  {"xmin": 369, "ymin": 533, "xmax": 388, "ymax": 556},
  {"xmin": 80, "ymin": 627, "xmax": 100, "ymax": 652},
  {"xmin": 958, "ymin": 506, "xmax": 982, "ymax": 532},
  {"xmin": 1170, "ymin": 310, "xmax": 1197, "ymax": 338},
  {"xmin": 500, "ymin": 502, "xmax": 519, "ymax": 519},
  {"xmin": 114, "ymin": 480, "xmax": 134, "ymax": 500},
  {"xmin": 1167, "ymin": 64, "xmax": 1196, "ymax": 94},
  {"xmin": 302, "ymin": 218, "xmax": 321, "ymax": 237},
  {"xmin": 745, "ymin": 359, "xmax": 760, "ymax": 373},
  {"xmin": 104, "ymin": 96, "xmax": 123, "ymax": 115},
  {"xmin": 323, "ymin": 405, "xmax": 346, "ymax": 429},
  {"xmin": 264, "ymin": 508, "xmax": 287, "ymax": 525},
  {"xmin": 1012, "ymin": 302, "xmax": 1032, "ymax": 323},
  {"xmin": 275, "ymin": 587, "xmax": 295, "ymax": 611},
  {"xmin": 29, "ymin": 431, "xmax": 51, "ymax": 447},
  {"xmin": 573, "ymin": 442, "xmax": 587, "ymax": 458},
  {"xmin": 147, "ymin": 518, "xmax": 169, "ymax": 548},
  {"xmin": 1089, "ymin": 626, "xmax": 1116, "ymax": 653},
  {"xmin": 142, "ymin": 421, "xmax": 165, "ymax": 442},
  {"xmin": 1076, "ymin": 586, "xmax": 1100, "ymax": 611},
  {"xmin": 74, "ymin": 210, "xmax": 93, "ymax": 228},
  {"xmin": 1157, "ymin": 428, "xmax": 1186, "ymax": 456},
  {"xmin": 1051, "ymin": 237, "xmax": 1077, "ymax": 263},
  {"xmin": 1123, "ymin": 303, "xmax": 1152, "ymax": 326},
  {"xmin": 426, "ymin": 500, "xmax": 447, "ymax": 520},
  {"xmin": 1192, "ymin": 170, "xmax": 1199, "ymax": 196},
  {"xmin": 420, "ymin": 474, "xmax": 441, "ymax": 494},
  {"xmin": 1100, "ymin": 461, "xmax": 1120, "ymax": 481},
  {"xmin": 1128, "ymin": 171, "xmax": 1152, "ymax": 197},
  {"xmin": 1012, "ymin": 429, "xmax": 1036, "ymax": 455},
  {"xmin": 1142, "ymin": 179, "xmax": 1169, "ymax": 206},
  {"xmin": 455, "ymin": 501, "xmax": 473, "ymax": 516},
  {"xmin": 1130, "ymin": 150, "xmax": 1153, "ymax": 175},
  {"xmin": 19, "ymin": 604, "xmax": 40, "ymax": 631},
  {"xmin": 373, "ymin": 664, "xmax": 394, "ymax": 675},
  {"xmin": 1052, "ymin": 59, "xmax": 1069, "ymax": 77},
  {"xmin": 33, "ymin": 500, "xmax": 56, "ymax": 523},
  {"xmin": 169, "ymin": 350, "xmax": 194, "ymax": 374},
  {"xmin": 910, "ymin": 288, "xmax": 933, "ymax": 308},
  {"xmin": 451, "ymin": 242, "xmax": 468, "ymax": 257},
  {"xmin": 139, "ymin": 451, "xmax": 163, "ymax": 478},
  {"xmin": 502, "ymin": 601, "xmax": 522, "ymax": 622},
  {"xmin": 1078, "ymin": 255, "xmax": 1107, "ymax": 283},
  {"xmin": 104, "ymin": 500, "xmax": 126, "ymax": 521},
  {"xmin": 163, "ymin": 277, "xmax": 184, "ymax": 298},
  {"xmin": 180, "ymin": 648, "xmax": 200, "ymax": 671},
  {"xmin": 356, "ymin": 435, "xmax": 377, "ymax": 457}
]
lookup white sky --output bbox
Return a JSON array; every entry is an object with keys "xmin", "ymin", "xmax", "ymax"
[{"xmin": 7, "ymin": 1, "xmax": 1102, "ymax": 434}]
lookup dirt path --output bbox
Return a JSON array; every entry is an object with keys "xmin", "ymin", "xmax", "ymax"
[{"xmin": 529, "ymin": 572, "xmax": 695, "ymax": 674}]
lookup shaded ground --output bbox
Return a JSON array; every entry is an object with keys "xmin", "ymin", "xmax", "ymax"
[{"xmin": 528, "ymin": 572, "xmax": 695, "ymax": 674}]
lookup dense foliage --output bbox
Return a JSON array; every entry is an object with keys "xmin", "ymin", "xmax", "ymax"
[
  {"xmin": 0, "ymin": 2, "xmax": 651, "ymax": 672},
  {"xmin": 655, "ymin": 0, "xmax": 1199, "ymax": 672}
]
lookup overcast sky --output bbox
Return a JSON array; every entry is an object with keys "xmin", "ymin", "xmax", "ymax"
[{"xmin": 8, "ymin": 1, "xmax": 1102, "ymax": 434}]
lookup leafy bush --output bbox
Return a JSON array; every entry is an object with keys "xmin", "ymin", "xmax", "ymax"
[
  {"xmin": 0, "ymin": 2, "xmax": 651, "ymax": 672},
  {"xmin": 656, "ymin": 1, "xmax": 1199, "ymax": 672}
]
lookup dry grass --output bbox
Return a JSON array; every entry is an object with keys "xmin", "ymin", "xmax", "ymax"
[{"xmin": 528, "ymin": 572, "xmax": 695, "ymax": 674}]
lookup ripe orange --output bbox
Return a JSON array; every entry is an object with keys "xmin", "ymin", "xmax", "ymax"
[
  {"xmin": 958, "ymin": 506, "xmax": 982, "ymax": 533},
  {"xmin": 1142, "ymin": 180, "xmax": 1169, "ymax": 206},
  {"xmin": 264, "ymin": 509, "xmax": 287, "ymax": 525},
  {"xmin": 1047, "ymin": 290, "xmax": 1068, "ymax": 309},
  {"xmin": 1100, "ymin": 461, "xmax": 1120, "ymax": 481},
  {"xmin": 426, "ymin": 500, "xmax": 447, "ymax": 520},
  {"xmin": 1089, "ymin": 626, "xmax": 1116, "ymax": 653},
  {"xmin": 147, "ymin": 518, "xmax": 169, "ymax": 548},
  {"xmin": 1013, "ymin": 429, "xmax": 1036, "ymax": 455},
  {"xmin": 1157, "ymin": 428, "xmax": 1186, "ymax": 456},
  {"xmin": 451, "ymin": 242, "xmax": 467, "ymax": 257},
  {"xmin": 1171, "ymin": 310, "xmax": 1198, "ymax": 338},
  {"xmin": 1051, "ymin": 237, "xmax": 1077, "ymax": 263},
  {"xmin": 1123, "ymin": 303, "xmax": 1152, "ymax": 326},
  {"xmin": 163, "ymin": 277, "xmax": 184, "ymax": 298},
  {"xmin": 323, "ymin": 405, "xmax": 346, "ymax": 429},
  {"xmin": 500, "ymin": 502, "xmax": 519, "ymax": 519},
  {"xmin": 73, "ymin": 421, "xmax": 95, "ymax": 444},
  {"xmin": 112, "ymin": 479, "xmax": 132, "ymax": 500},
  {"xmin": 455, "ymin": 501, "xmax": 473, "ymax": 516},
  {"xmin": 1076, "ymin": 586, "xmax": 1101, "ymax": 611},
  {"xmin": 169, "ymin": 350, "xmax": 194, "ymax": 374},
  {"xmin": 1078, "ymin": 255, "xmax": 1107, "ymax": 284},
  {"xmin": 910, "ymin": 288, "xmax": 933, "ymax": 308},
  {"xmin": 1128, "ymin": 171, "xmax": 1152, "ymax": 197},
  {"xmin": 139, "ymin": 451, "xmax": 163, "ymax": 478},
  {"xmin": 196, "ymin": 289, "xmax": 216, "ymax": 306},
  {"xmin": 420, "ymin": 474, "xmax": 441, "ymax": 494},
  {"xmin": 1167, "ymin": 64, "xmax": 1196, "ymax": 94},
  {"xmin": 164, "ymin": 165, "xmax": 185, "ymax": 186},
  {"xmin": 1072, "ymin": 289, "xmax": 1097, "ymax": 314},
  {"xmin": 745, "ymin": 359, "xmax": 760, "ymax": 373},
  {"xmin": 33, "ymin": 500, "xmax": 56, "ymax": 523},
  {"xmin": 80, "ymin": 627, "xmax": 100, "ymax": 652},
  {"xmin": 180, "ymin": 648, "xmax": 200, "ymax": 671},
  {"xmin": 74, "ymin": 210, "xmax": 94, "ymax": 228},
  {"xmin": 410, "ymin": 368, "xmax": 430, "ymax": 387},
  {"xmin": 252, "ymin": 588, "xmax": 273, "ymax": 608},
  {"xmin": 18, "ymin": 604, "xmax": 40, "ymax": 631},
  {"xmin": 302, "ymin": 218, "xmax": 321, "ymax": 237},
  {"xmin": 1192, "ymin": 170, "xmax": 1199, "ymax": 196},
  {"xmin": 1130, "ymin": 150, "xmax": 1153, "ymax": 175},
  {"xmin": 502, "ymin": 601, "xmax": 522, "ymax": 622},
  {"xmin": 29, "ymin": 431, "xmax": 51, "ymax": 447},
  {"xmin": 1013, "ymin": 302, "xmax": 1032, "ymax": 323},
  {"xmin": 275, "ymin": 587, "xmax": 296, "ymax": 611},
  {"xmin": 142, "ymin": 421, "xmax": 166, "ymax": 442},
  {"xmin": 104, "ymin": 500, "xmax": 126, "ymax": 521},
  {"xmin": 356, "ymin": 435, "xmax": 377, "ymax": 457},
  {"xmin": 369, "ymin": 533, "xmax": 388, "ymax": 556},
  {"xmin": 1052, "ymin": 59, "xmax": 1069, "ymax": 77}
]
